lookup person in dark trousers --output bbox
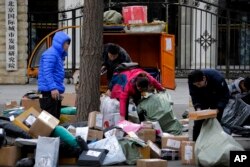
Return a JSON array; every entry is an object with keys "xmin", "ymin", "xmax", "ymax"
[
  {"xmin": 101, "ymin": 43, "xmax": 132, "ymax": 83},
  {"xmin": 38, "ymin": 31, "xmax": 71, "ymax": 119},
  {"xmin": 188, "ymin": 69, "xmax": 230, "ymax": 141}
]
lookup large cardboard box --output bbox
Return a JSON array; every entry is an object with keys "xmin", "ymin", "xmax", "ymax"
[
  {"xmin": 21, "ymin": 97, "xmax": 41, "ymax": 112},
  {"xmin": 29, "ymin": 110, "xmax": 60, "ymax": 138},
  {"xmin": 61, "ymin": 93, "xmax": 76, "ymax": 107},
  {"xmin": 137, "ymin": 159, "xmax": 167, "ymax": 167},
  {"xmin": 88, "ymin": 129, "xmax": 103, "ymax": 141},
  {"xmin": 181, "ymin": 141, "xmax": 196, "ymax": 165},
  {"xmin": 13, "ymin": 107, "xmax": 40, "ymax": 132},
  {"xmin": 188, "ymin": 109, "xmax": 217, "ymax": 120},
  {"xmin": 0, "ymin": 146, "xmax": 21, "ymax": 167},
  {"xmin": 137, "ymin": 129, "xmax": 156, "ymax": 142}
]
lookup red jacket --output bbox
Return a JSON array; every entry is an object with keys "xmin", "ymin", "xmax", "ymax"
[{"xmin": 110, "ymin": 68, "xmax": 164, "ymax": 117}]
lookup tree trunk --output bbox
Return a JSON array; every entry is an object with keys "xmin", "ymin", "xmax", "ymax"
[{"xmin": 77, "ymin": 0, "xmax": 103, "ymax": 121}]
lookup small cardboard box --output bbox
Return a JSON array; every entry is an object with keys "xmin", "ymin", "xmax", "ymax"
[
  {"xmin": 181, "ymin": 141, "xmax": 196, "ymax": 165},
  {"xmin": 4, "ymin": 101, "xmax": 18, "ymax": 109},
  {"xmin": 136, "ymin": 159, "xmax": 167, "ymax": 167},
  {"xmin": 88, "ymin": 111, "xmax": 100, "ymax": 128},
  {"xmin": 161, "ymin": 135, "xmax": 189, "ymax": 149},
  {"xmin": 188, "ymin": 109, "xmax": 217, "ymax": 120},
  {"xmin": 21, "ymin": 97, "xmax": 41, "ymax": 112},
  {"xmin": 29, "ymin": 110, "xmax": 60, "ymax": 138},
  {"xmin": 61, "ymin": 93, "xmax": 76, "ymax": 107},
  {"xmin": 137, "ymin": 146, "xmax": 150, "ymax": 159},
  {"xmin": 60, "ymin": 114, "xmax": 77, "ymax": 124},
  {"xmin": 88, "ymin": 129, "xmax": 103, "ymax": 141},
  {"xmin": 141, "ymin": 121, "xmax": 153, "ymax": 129},
  {"xmin": 95, "ymin": 113, "xmax": 120, "ymax": 130},
  {"xmin": 13, "ymin": 107, "xmax": 40, "ymax": 132},
  {"xmin": 147, "ymin": 140, "xmax": 161, "ymax": 158},
  {"xmin": 0, "ymin": 146, "xmax": 21, "ymax": 167},
  {"xmin": 137, "ymin": 129, "xmax": 156, "ymax": 142}
]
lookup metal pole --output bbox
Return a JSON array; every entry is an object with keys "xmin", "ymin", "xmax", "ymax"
[{"xmin": 226, "ymin": 10, "xmax": 230, "ymax": 79}]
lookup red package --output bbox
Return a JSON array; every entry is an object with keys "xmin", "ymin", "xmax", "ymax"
[{"xmin": 122, "ymin": 6, "xmax": 148, "ymax": 24}]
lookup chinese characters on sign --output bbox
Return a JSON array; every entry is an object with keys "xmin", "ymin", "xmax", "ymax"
[{"xmin": 5, "ymin": 0, "xmax": 17, "ymax": 71}]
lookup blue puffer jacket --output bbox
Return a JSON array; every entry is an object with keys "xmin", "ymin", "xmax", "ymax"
[{"xmin": 38, "ymin": 31, "xmax": 71, "ymax": 93}]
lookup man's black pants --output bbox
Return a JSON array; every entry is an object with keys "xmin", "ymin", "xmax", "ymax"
[{"xmin": 39, "ymin": 91, "xmax": 62, "ymax": 119}]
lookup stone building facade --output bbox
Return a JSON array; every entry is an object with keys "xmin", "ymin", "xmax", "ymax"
[{"xmin": 0, "ymin": 0, "xmax": 28, "ymax": 84}]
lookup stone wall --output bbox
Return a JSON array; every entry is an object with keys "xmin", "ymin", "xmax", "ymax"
[{"xmin": 0, "ymin": 0, "xmax": 28, "ymax": 84}]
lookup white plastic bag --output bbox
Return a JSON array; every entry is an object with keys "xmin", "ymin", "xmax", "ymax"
[
  {"xmin": 88, "ymin": 136, "xmax": 126, "ymax": 165},
  {"xmin": 195, "ymin": 118, "xmax": 244, "ymax": 167},
  {"xmin": 100, "ymin": 95, "xmax": 120, "ymax": 114}
]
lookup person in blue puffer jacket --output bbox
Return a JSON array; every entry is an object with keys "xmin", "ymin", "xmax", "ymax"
[{"xmin": 38, "ymin": 31, "xmax": 71, "ymax": 119}]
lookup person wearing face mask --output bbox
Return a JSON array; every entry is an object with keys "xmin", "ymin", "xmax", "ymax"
[
  {"xmin": 38, "ymin": 31, "xmax": 71, "ymax": 119},
  {"xmin": 188, "ymin": 69, "xmax": 230, "ymax": 141}
]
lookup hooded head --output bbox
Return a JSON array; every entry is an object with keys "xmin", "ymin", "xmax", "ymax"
[{"xmin": 52, "ymin": 31, "xmax": 71, "ymax": 58}]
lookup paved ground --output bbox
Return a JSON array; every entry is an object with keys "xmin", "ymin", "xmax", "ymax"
[{"xmin": 0, "ymin": 79, "xmax": 197, "ymax": 167}]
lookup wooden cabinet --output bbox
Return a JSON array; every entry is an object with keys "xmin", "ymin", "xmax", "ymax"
[{"xmin": 102, "ymin": 32, "xmax": 176, "ymax": 90}]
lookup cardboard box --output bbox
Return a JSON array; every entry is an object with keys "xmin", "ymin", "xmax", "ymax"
[
  {"xmin": 137, "ymin": 129, "xmax": 156, "ymax": 142},
  {"xmin": 95, "ymin": 113, "xmax": 120, "ymax": 130},
  {"xmin": 161, "ymin": 135, "xmax": 189, "ymax": 149},
  {"xmin": 137, "ymin": 146, "xmax": 150, "ymax": 159},
  {"xmin": 88, "ymin": 129, "xmax": 103, "ymax": 141},
  {"xmin": 29, "ymin": 110, "xmax": 60, "ymax": 138},
  {"xmin": 59, "ymin": 157, "xmax": 77, "ymax": 165},
  {"xmin": 4, "ymin": 101, "xmax": 18, "ymax": 109},
  {"xmin": 161, "ymin": 148, "xmax": 179, "ymax": 160},
  {"xmin": 141, "ymin": 121, "xmax": 153, "ymax": 129},
  {"xmin": 61, "ymin": 93, "xmax": 76, "ymax": 107},
  {"xmin": 13, "ymin": 107, "xmax": 40, "ymax": 132},
  {"xmin": 181, "ymin": 141, "xmax": 196, "ymax": 165},
  {"xmin": 88, "ymin": 111, "xmax": 100, "ymax": 128},
  {"xmin": 21, "ymin": 97, "xmax": 41, "ymax": 112},
  {"xmin": 59, "ymin": 114, "xmax": 76, "ymax": 124},
  {"xmin": 0, "ymin": 146, "xmax": 21, "ymax": 167},
  {"xmin": 147, "ymin": 140, "xmax": 161, "ymax": 158},
  {"xmin": 136, "ymin": 159, "xmax": 167, "ymax": 167},
  {"xmin": 122, "ymin": 6, "xmax": 148, "ymax": 24},
  {"xmin": 188, "ymin": 109, "xmax": 217, "ymax": 120}
]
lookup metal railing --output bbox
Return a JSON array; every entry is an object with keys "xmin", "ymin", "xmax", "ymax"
[{"xmin": 28, "ymin": 0, "xmax": 250, "ymax": 79}]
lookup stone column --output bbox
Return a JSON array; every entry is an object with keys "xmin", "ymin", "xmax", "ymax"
[
  {"xmin": 0, "ymin": 0, "xmax": 28, "ymax": 84},
  {"xmin": 179, "ymin": 0, "xmax": 218, "ymax": 69}
]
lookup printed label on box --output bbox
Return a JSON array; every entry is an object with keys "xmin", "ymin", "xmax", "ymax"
[
  {"xmin": 86, "ymin": 150, "xmax": 101, "ymax": 157},
  {"xmin": 185, "ymin": 145, "xmax": 193, "ymax": 160},
  {"xmin": 166, "ymin": 139, "xmax": 181, "ymax": 149}
]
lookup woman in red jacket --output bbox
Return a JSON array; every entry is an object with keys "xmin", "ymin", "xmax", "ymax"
[{"xmin": 110, "ymin": 68, "xmax": 164, "ymax": 120}]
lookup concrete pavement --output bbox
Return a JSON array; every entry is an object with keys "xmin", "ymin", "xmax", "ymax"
[{"xmin": 0, "ymin": 79, "xmax": 195, "ymax": 167}]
